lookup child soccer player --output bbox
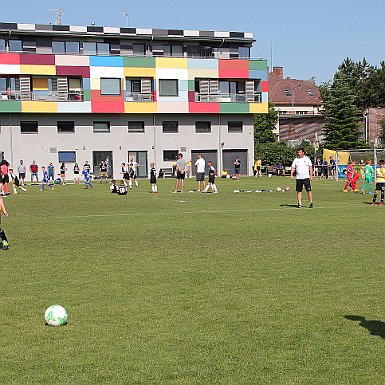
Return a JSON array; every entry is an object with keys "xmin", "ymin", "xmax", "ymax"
[
  {"xmin": 110, "ymin": 179, "xmax": 118, "ymax": 194},
  {"xmin": 203, "ymin": 161, "xmax": 218, "ymax": 193},
  {"xmin": 82, "ymin": 166, "xmax": 93, "ymax": 189},
  {"xmin": 371, "ymin": 160, "xmax": 385, "ymax": 206},
  {"xmin": 360, "ymin": 159, "xmax": 374, "ymax": 194},
  {"xmin": 9, "ymin": 169, "xmax": 27, "ymax": 194},
  {"xmin": 149, "ymin": 163, "xmax": 157, "ymax": 193},
  {"xmin": 41, "ymin": 166, "xmax": 54, "ymax": 191},
  {"xmin": 343, "ymin": 160, "xmax": 359, "ymax": 192},
  {"xmin": 118, "ymin": 180, "xmax": 127, "ymax": 195},
  {"xmin": 0, "ymin": 196, "xmax": 9, "ymax": 250}
]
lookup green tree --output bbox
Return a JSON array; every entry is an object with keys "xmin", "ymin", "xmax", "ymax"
[
  {"xmin": 323, "ymin": 75, "xmax": 365, "ymax": 150},
  {"xmin": 254, "ymin": 103, "xmax": 278, "ymax": 146}
]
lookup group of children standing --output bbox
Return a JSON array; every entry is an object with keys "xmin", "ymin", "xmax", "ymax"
[{"xmin": 343, "ymin": 159, "xmax": 385, "ymax": 205}]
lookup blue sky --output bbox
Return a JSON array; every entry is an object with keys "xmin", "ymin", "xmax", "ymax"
[{"xmin": 4, "ymin": 0, "xmax": 385, "ymax": 84}]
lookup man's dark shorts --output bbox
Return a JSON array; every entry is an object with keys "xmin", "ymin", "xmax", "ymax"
[
  {"xmin": 196, "ymin": 172, "xmax": 205, "ymax": 182},
  {"xmin": 375, "ymin": 182, "xmax": 385, "ymax": 191},
  {"xmin": 176, "ymin": 171, "xmax": 185, "ymax": 180},
  {"xmin": 19, "ymin": 173, "xmax": 25, "ymax": 180},
  {"xmin": 296, "ymin": 178, "xmax": 311, "ymax": 192}
]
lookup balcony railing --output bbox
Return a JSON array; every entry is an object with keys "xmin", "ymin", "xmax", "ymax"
[
  {"xmin": 0, "ymin": 91, "xmax": 84, "ymax": 101},
  {"xmin": 195, "ymin": 93, "xmax": 261, "ymax": 103},
  {"xmin": 125, "ymin": 92, "xmax": 154, "ymax": 102}
]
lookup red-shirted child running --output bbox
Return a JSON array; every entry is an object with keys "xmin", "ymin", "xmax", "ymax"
[{"xmin": 343, "ymin": 160, "xmax": 360, "ymax": 192}]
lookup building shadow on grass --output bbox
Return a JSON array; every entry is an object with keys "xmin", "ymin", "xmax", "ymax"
[{"xmin": 345, "ymin": 315, "xmax": 385, "ymax": 339}]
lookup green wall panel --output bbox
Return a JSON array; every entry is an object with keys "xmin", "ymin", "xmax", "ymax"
[
  {"xmin": 0, "ymin": 101, "xmax": 22, "ymax": 113},
  {"xmin": 220, "ymin": 103, "xmax": 249, "ymax": 114},
  {"xmin": 249, "ymin": 60, "xmax": 268, "ymax": 71},
  {"xmin": 123, "ymin": 57, "xmax": 156, "ymax": 68}
]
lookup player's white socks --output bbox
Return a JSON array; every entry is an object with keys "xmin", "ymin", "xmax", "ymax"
[
  {"xmin": 213, "ymin": 184, "xmax": 218, "ymax": 192},
  {"xmin": 154, "ymin": 185, "xmax": 157, "ymax": 192},
  {"xmin": 129, "ymin": 180, "xmax": 132, "ymax": 189},
  {"xmin": 135, "ymin": 180, "xmax": 139, "ymax": 187}
]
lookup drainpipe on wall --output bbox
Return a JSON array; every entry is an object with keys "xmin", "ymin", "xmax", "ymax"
[{"xmin": 9, "ymin": 114, "xmax": 13, "ymax": 166}]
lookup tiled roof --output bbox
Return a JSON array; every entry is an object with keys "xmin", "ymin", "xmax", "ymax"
[
  {"xmin": 0, "ymin": 22, "xmax": 254, "ymax": 41},
  {"xmin": 269, "ymin": 72, "xmax": 322, "ymax": 106}
]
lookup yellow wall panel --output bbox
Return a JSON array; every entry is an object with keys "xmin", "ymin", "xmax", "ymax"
[
  {"xmin": 20, "ymin": 65, "xmax": 56, "ymax": 75},
  {"xmin": 249, "ymin": 102, "xmax": 268, "ymax": 114},
  {"xmin": 188, "ymin": 68, "xmax": 218, "ymax": 80},
  {"xmin": 90, "ymin": 78, "xmax": 100, "ymax": 90},
  {"xmin": 156, "ymin": 58, "xmax": 188, "ymax": 69},
  {"xmin": 32, "ymin": 78, "xmax": 49, "ymax": 90},
  {"xmin": 123, "ymin": 67, "xmax": 156, "ymax": 78},
  {"xmin": 22, "ymin": 101, "xmax": 58, "ymax": 113},
  {"xmin": 124, "ymin": 102, "xmax": 157, "ymax": 113}
]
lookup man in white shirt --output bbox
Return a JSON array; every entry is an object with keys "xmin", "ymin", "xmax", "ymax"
[
  {"xmin": 195, "ymin": 153, "xmax": 206, "ymax": 192},
  {"xmin": 290, "ymin": 148, "xmax": 314, "ymax": 208}
]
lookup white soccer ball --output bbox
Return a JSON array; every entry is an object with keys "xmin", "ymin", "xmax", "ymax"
[
  {"xmin": 45, "ymin": 304, "xmax": 68, "ymax": 326},
  {"xmin": 276, "ymin": 187, "xmax": 282, "ymax": 192}
]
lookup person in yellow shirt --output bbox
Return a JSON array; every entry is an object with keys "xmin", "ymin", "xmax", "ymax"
[
  {"xmin": 371, "ymin": 160, "xmax": 385, "ymax": 206},
  {"xmin": 254, "ymin": 158, "xmax": 262, "ymax": 177},
  {"xmin": 0, "ymin": 196, "xmax": 9, "ymax": 250}
]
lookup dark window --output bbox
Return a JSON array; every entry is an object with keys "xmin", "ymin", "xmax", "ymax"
[
  {"xmin": 58, "ymin": 151, "xmax": 76, "ymax": 163},
  {"xmin": 162, "ymin": 121, "xmax": 178, "ymax": 133},
  {"xmin": 93, "ymin": 121, "xmax": 110, "ymax": 133},
  {"xmin": 100, "ymin": 78, "xmax": 121, "ymax": 95},
  {"xmin": 57, "ymin": 121, "xmax": 75, "ymax": 133},
  {"xmin": 133, "ymin": 43, "xmax": 145, "ymax": 56},
  {"xmin": 52, "ymin": 41, "xmax": 79, "ymax": 54},
  {"xmin": 163, "ymin": 150, "xmax": 178, "ymax": 161},
  {"xmin": 127, "ymin": 121, "xmax": 145, "ymax": 133},
  {"xmin": 195, "ymin": 121, "xmax": 211, "ymax": 133},
  {"xmin": 228, "ymin": 121, "xmax": 243, "ymax": 133},
  {"xmin": 9, "ymin": 40, "xmax": 22, "ymax": 52},
  {"xmin": 0, "ymin": 39, "xmax": 5, "ymax": 52},
  {"xmin": 20, "ymin": 121, "xmax": 38, "ymax": 134},
  {"xmin": 284, "ymin": 89, "xmax": 292, "ymax": 96},
  {"xmin": 159, "ymin": 79, "xmax": 178, "ymax": 96}
]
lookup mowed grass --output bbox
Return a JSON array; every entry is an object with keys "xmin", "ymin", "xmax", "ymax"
[{"xmin": 0, "ymin": 176, "xmax": 384, "ymax": 384}]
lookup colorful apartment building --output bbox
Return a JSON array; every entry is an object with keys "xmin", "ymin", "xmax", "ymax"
[{"xmin": 0, "ymin": 22, "xmax": 268, "ymax": 178}]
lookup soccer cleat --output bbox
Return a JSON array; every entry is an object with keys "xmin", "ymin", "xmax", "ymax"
[
  {"xmin": 354, "ymin": 189, "xmax": 360, "ymax": 193},
  {"xmin": 343, "ymin": 190, "xmax": 348, "ymax": 193},
  {"xmin": 370, "ymin": 202, "xmax": 376, "ymax": 206},
  {"xmin": 380, "ymin": 202, "xmax": 384, "ymax": 206},
  {"xmin": 309, "ymin": 202, "xmax": 314, "ymax": 208},
  {"xmin": 360, "ymin": 191, "xmax": 364, "ymax": 194},
  {"xmin": 1, "ymin": 240, "xmax": 9, "ymax": 250},
  {"xmin": 297, "ymin": 203, "xmax": 302, "ymax": 209}
]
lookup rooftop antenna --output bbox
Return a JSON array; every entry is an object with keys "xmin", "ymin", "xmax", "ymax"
[
  {"xmin": 123, "ymin": 12, "xmax": 129, "ymax": 27},
  {"xmin": 49, "ymin": 8, "xmax": 64, "ymax": 25}
]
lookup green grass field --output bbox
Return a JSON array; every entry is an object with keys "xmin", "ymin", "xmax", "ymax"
[{"xmin": 1, "ymin": 176, "xmax": 384, "ymax": 384}]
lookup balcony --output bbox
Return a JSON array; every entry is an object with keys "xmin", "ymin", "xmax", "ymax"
[
  {"xmin": 125, "ymin": 92, "xmax": 154, "ymax": 102},
  {"xmin": 0, "ymin": 91, "xmax": 84, "ymax": 101},
  {"xmin": 195, "ymin": 93, "xmax": 261, "ymax": 103}
]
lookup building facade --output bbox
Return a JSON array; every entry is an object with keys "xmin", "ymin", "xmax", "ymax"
[
  {"xmin": 269, "ymin": 66, "xmax": 323, "ymax": 143},
  {"xmin": 0, "ymin": 22, "xmax": 268, "ymax": 178}
]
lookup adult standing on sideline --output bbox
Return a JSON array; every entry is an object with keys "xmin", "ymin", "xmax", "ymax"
[
  {"xmin": 17, "ymin": 160, "xmax": 26, "ymax": 186},
  {"xmin": 254, "ymin": 158, "xmax": 262, "ymax": 177},
  {"xmin": 30, "ymin": 160, "xmax": 38, "ymax": 183},
  {"xmin": 195, "ymin": 153, "xmax": 206, "ymax": 192},
  {"xmin": 290, "ymin": 148, "xmax": 314, "ymax": 209},
  {"xmin": 234, "ymin": 157, "xmax": 241, "ymax": 180},
  {"xmin": 173, "ymin": 153, "xmax": 188, "ymax": 193}
]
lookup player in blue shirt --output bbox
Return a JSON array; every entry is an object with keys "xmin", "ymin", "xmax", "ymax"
[
  {"xmin": 82, "ymin": 167, "xmax": 93, "ymax": 189},
  {"xmin": 41, "ymin": 167, "xmax": 54, "ymax": 191}
]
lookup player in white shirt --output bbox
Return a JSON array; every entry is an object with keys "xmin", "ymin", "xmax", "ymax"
[
  {"xmin": 290, "ymin": 148, "xmax": 314, "ymax": 208},
  {"xmin": 195, "ymin": 153, "xmax": 206, "ymax": 191}
]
